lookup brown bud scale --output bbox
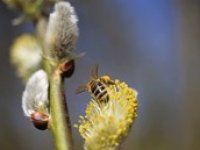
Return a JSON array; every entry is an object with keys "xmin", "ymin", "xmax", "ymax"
[
  {"xmin": 59, "ymin": 60, "xmax": 75, "ymax": 78},
  {"xmin": 31, "ymin": 112, "xmax": 49, "ymax": 130}
]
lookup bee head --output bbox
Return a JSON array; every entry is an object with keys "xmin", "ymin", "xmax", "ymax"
[
  {"xmin": 100, "ymin": 75, "xmax": 115, "ymax": 85},
  {"xmin": 101, "ymin": 75, "xmax": 111, "ymax": 81}
]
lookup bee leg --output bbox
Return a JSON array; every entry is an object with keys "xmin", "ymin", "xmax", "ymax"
[
  {"xmin": 107, "ymin": 80, "xmax": 115, "ymax": 85},
  {"xmin": 75, "ymin": 84, "xmax": 88, "ymax": 94}
]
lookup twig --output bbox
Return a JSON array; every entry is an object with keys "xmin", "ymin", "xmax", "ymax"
[{"xmin": 49, "ymin": 69, "xmax": 73, "ymax": 150}]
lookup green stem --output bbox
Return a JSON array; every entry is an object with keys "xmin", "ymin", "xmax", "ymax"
[
  {"xmin": 36, "ymin": 16, "xmax": 73, "ymax": 150},
  {"xmin": 49, "ymin": 70, "xmax": 73, "ymax": 150}
]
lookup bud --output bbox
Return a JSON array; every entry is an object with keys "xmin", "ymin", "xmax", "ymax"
[
  {"xmin": 45, "ymin": 1, "xmax": 79, "ymax": 60},
  {"xmin": 22, "ymin": 70, "xmax": 50, "ymax": 130},
  {"xmin": 10, "ymin": 34, "xmax": 42, "ymax": 82},
  {"xmin": 3, "ymin": 0, "xmax": 43, "ymax": 24},
  {"xmin": 30, "ymin": 112, "xmax": 49, "ymax": 130},
  {"xmin": 2, "ymin": 0, "xmax": 22, "ymax": 9},
  {"xmin": 3, "ymin": 0, "xmax": 58, "ymax": 25},
  {"xmin": 59, "ymin": 59, "xmax": 75, "ymax": 78}
]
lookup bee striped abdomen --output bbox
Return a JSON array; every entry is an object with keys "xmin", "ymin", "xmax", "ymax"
[{"xmin": 90, "ymin": 80, "xmax": 109, "ymax": 102}]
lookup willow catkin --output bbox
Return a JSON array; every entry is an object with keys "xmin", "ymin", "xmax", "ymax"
[{"xmin": 45, "ymin": 1, "xmax": 79, "ymax": 60}]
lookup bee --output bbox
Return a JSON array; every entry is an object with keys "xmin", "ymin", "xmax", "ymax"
[{"xmin": 76, "ymin": 65, "xmax": 115, "ymax": 102}]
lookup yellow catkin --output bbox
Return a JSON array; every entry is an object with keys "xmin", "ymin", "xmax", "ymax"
[{"xmin": 77, "ymin": 79, "xmax": 138, "ymax": 150}]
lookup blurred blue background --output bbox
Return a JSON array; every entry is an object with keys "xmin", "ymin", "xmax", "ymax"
[{"xmin": 0, "ymin": 0, "xmax": 200, "ymax": 150}]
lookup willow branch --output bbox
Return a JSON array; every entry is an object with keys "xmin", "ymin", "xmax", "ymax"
[
  {"xmin": 49, "ymin": 70, "xmax": 73, "ymax": 150},
  {"xmin": 37, "ymin": 1, "xmax": 78, "ymax": 149},
  {"xmin": 39, "ymin": 17, "xmax": 73, "ymax": 150}
]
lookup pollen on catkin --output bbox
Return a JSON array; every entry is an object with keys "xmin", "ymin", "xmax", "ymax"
[{"xmin": 76, "ymin": 80, "xmax": 138, "ymax": 150}]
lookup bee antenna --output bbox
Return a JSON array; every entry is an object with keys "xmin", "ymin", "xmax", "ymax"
[{"xmin": 91, "ymin": 64, "xmax": 99, "ymax": 79}]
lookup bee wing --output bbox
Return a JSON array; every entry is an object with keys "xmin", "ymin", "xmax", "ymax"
[
  {"xmin": 91, "ymin": 64, "xmax": 99, "ymax": 79},
  {"xmin": 75, "ymin": 84, "xmax": 88, "ymax": 94}
]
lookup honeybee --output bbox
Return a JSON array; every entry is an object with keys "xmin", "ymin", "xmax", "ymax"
[{"xmin": 76, "ymin": 65, "xmax": 115, "ymax": 102}]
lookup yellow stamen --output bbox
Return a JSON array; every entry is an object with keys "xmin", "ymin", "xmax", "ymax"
[{"xmin": 76, "ymin": 79, "xmax": 138, "ymax": 150}]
